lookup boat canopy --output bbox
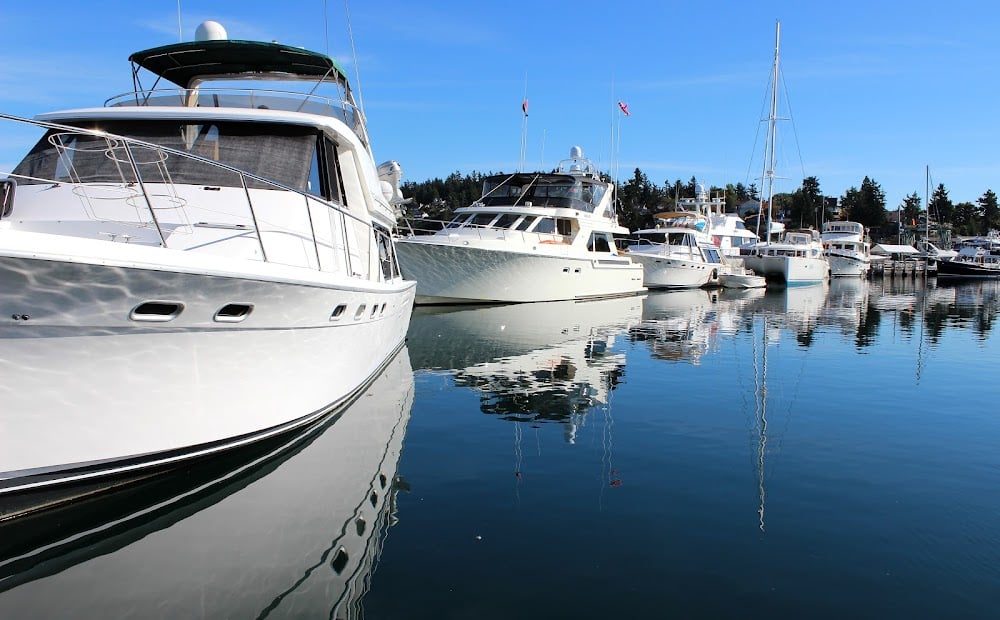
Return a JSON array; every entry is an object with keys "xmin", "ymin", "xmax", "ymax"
[
  {"xmin": 871, "ymin": 243, "xmax": 919, "ymax": 256},
  {"xmin": 128, "ymin": 40, "xmax": 350, "ymax": 89}
]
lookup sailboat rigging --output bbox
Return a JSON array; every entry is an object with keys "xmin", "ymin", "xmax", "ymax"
[{"xmin": 743, "ymin": 21, "xmax": 830, "ymax": 285}]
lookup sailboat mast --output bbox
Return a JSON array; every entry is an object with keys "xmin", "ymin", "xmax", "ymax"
[
  {"xmin": 925, "ymin": 165, "xmax": 930, "ymax": 241},
  {"xmin": 763, "ymin": 21, "xmax": 780, "ymax": 241}
]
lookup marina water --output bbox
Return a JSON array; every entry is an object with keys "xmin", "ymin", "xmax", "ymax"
[{"xmin": 2, "ymin": 277, "xmax": 999, "ymax": 618}]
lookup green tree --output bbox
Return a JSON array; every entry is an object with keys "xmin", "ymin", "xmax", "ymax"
[
  {"xmin": 842, "ymin": 177, "xmax": 886, "ymax": 236},
  {"xmin": 618, "ymin": 168, "xmax": 662, "ymax": 231},
  {"xmin": 953, "ymin": 201, "xmax": 977, "ymax": 235},
  {"xmin": 900, "ymin": 192, "xmax": 922, "ymax": 227},
  {"xmin": 930, "ymin": 183, "xmax": 954, "ymax": 225},
  {"xmin": 977, "ymin": 189, "xmax": 999, "ymax": 234}
]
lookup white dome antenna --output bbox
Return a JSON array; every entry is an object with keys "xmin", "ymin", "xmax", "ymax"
[
  {"xmin": 195, "ymin": 21, "xmax": 228, "ymax": 41},
  {"xmin": 569, "ymin": 145, "xmax": 584, "ymax": 160}
]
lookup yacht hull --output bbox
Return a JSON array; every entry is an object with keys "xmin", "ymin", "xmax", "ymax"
[
  {"xmin": 396, "ymin": 239, "xmax": 645, "ymax": 304},
  {"xmin": 826, "ymin": 253, "xmax": 871, "ymax": 277},
  {"xmin": 627, "ymin": 252, "xmax": 718, "ymax": 288},
  {"xmin": 936, "ymin": 259, "xmax": 1000, "ymax": 278},
  {"xmin": 0, "ymin": 245, "xmax": 415, "ymax": 518},
  {"xmin": 744, "ymin": 254, "xmax": 829, "ymax": 285}
]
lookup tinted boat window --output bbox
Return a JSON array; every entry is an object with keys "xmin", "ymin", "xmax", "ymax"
[{"xmin": 13, "ymin": 120, "xmax": 317, "ymax": 192}]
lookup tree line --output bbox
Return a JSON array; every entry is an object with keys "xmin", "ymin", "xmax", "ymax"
[{"xmin": 401, "ymin": 169, "xmax": 1000, "ymax": 241}]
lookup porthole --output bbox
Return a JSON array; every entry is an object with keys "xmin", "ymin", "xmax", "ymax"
[
  {"xmin": 354, "ymin": 304, "xmax": 366, "ymax": 320},
  {"xmin": 130, "ymin": 301, "xmax": 184, "ymax": 322},
  {"xmin": 355, "ymin": 516, "xmax": 366, "ymax": 536},
  {"xmin": 214, "ymin": 303, "xmax": 253, "ymax": 323},
  {"xmin": 370, "ymin": 305, "xmax": 378, "ymax": 317},
  {"xmin": 330, "ymin": 304, "xmax": 347, "ymax": 320}
]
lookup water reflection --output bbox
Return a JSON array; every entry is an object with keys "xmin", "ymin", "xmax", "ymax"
[
  {"xmin": 0, "ymin": 351, "xmax": 415, "ymax": 619},
  {"xmin": 407, "ymin": 296, "xmax": 644, "ymax": 438}
]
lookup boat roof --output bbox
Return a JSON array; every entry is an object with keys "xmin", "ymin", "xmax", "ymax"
[{"xmin": 128, "ymin": 40, "xmax": 350, "ymax": 89}]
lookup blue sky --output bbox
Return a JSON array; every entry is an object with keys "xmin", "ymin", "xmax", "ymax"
[{"xmin": 3, "ymin": 1, "xmax": 998, "ymax": 208}]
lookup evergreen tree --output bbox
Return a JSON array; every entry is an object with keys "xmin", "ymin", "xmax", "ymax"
[
  {"xmin": 618, "ymin": 168, "xmax": 661, "ymax": 231},
  {"xmin": 977, "ymin": 189, "xmax": 999, "ymax": 234},
  {"xmin": 843, "ymin": 177, "xmax": 886, "ymax": 234},
  {"xmin": 900, "ymin": 192, "xmax": 922, "ymax": 227},
  {"xmin": 953, "ymin": 201, "xmax": 977, "ymax": 235},
  {"xmin": 930, "ymin": 183, "xmax": 954, "ymax": 225}
]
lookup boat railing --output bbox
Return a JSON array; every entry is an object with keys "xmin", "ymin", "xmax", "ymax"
[
  {"xmin": 0, "ymin": 113, "xmax": 387, "ymax": 281},
  {"xmin": 105, "ymin": 88, "xmax": 369, "ymax": 146}
]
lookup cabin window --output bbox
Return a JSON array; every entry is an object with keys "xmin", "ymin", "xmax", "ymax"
[
  {"xmin": 515, "ymin": 216, "xmax": 536, "ymax": 231},
  {"xmin": 533, "ymin": 218, "xmax": 555, "ymax": 234},
  {"xmin": 14, "ymin": 120, "xmax": 319, "ymax": 193},
  {"xmin": 468, "ymin": 213, "xmax": 496, "ymax": 227},
  {"xmin": 445, "ymin": 214, "xmax": 470, "ymax": 229},
  {"xmin": 587, "ymin": 232, "xmax": 614, "ymax": 253},
  {"xmin": 493, "ymin": 213, "xmax": 521, "ymax": 229}
]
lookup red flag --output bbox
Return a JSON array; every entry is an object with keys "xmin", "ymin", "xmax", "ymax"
[
  {"xmin": 618, "ymin": 100, "xmax": 630, "ymax": 116},
  {"xmin": 522, "ymin": 99, "xmax": 529, "ymax": 116}
]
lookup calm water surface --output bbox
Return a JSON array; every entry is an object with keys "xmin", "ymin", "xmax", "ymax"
[{"xmin": 2, "ymin": 277, "xmax": 999, "ymax": 618}]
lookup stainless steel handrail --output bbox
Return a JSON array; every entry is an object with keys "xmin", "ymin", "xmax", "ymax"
[{"xmin": 0, "ymin": 112, "xmax": 373, "ymax": 277}]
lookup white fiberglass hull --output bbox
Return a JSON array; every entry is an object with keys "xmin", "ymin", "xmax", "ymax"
[
  {"xmin": 627, "ymin": 252, "xmax": 719, "ymax": 289},
  {"xmin": 0, "ymin": 351, "xmax": 414, "ymax": 617},
  {"xmin": 395, "ymin": 239, "xmax": 645, "ymax": 304},
  {"xmin": 826, "ymin": 253, "xmax": 870, "ymax": 277},
  {"xmin": 0, "ymin": 237, "xmax": 414, "ymax": 514},
  {"xmin": 744, "ymin": 254, "xmax": 829, "ymax": 285}
]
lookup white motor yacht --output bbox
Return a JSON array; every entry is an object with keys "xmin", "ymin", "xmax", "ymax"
[
  {"xmin": 0, "ymin": 23, "xmax": 415, "ymax": 518},
  {"xmin": 395, "ymin": 147, "xmax": 645, "ymax": 304},
  {"xmin": 821, "ymin": 221, "xmax": 871, "ymax": 277},
  {"xmin": 625, "ymin": 210, "xmax": 726, "ymax": 288},
  {"xmin": 677, "ymin": 184, "xmax": 758, "ymax": 258},
  {"xmin": 744, "ymin": 229, "xmax": 830, "ymax": 285}
]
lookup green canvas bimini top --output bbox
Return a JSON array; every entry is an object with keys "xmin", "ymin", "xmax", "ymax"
[{"xmin": 128, "ymin": 39, "xmax": 349, "ymax": 89}]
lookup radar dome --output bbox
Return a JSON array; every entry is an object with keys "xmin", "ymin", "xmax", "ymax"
[
  {"xmin": 195, "ymin": 20, "xmax": 228, "ymax": 41},
  {"xmin": 569, "ymin": 146, "xmax": 584, "ymax": 159}
]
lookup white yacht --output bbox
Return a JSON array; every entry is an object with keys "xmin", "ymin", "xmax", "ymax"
[
  {"xmin": 0, "ymin": 23, "xmax": 415, "ymax": 517},
  {"xmin": 677, "ymin": 185, "xmax": 758, "ymax": 258},
  {"xmin": 625, "ymin": 210, "xmax": 726, "ymax": 288},
  {"xmin": 395, "ymin": 147, "xmax": 645, "ymax": 304},
  {"xmin": 821, "ymin": 221, "xmax": 871, "ymax": 277},
  {"xmin": 744, "ymin": 229, "xmax": 829, "ymax": 285}
]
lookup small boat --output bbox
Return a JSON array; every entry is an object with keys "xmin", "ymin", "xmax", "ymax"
[
  {"xmin": 395, "ymin": 146, "xmax": 645, "ymax": 304},
  {"xmin": 0, "ymin": 22, "xmax": 415, "ymax": 518},
  {"xmin": 719, "ymin": 264, "xmax": 767, "ymax": 289}
]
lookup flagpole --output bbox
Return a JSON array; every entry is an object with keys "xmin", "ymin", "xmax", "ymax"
[{"xmin": 519, "ymin": 74, "xmax": 528, "ymax": 172}]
